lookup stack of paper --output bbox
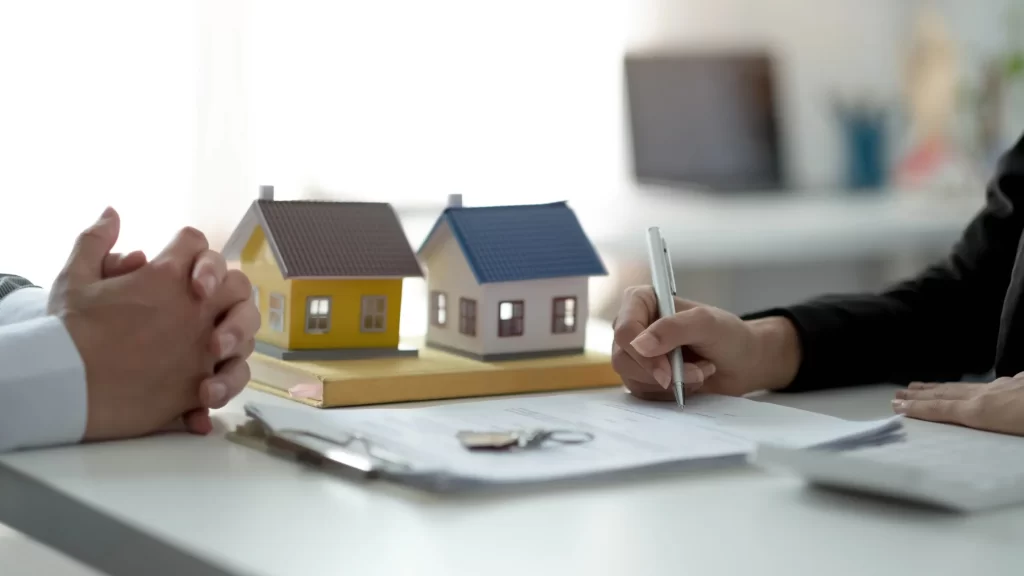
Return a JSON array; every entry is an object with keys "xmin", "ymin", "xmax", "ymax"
[{"xmin": 242, "ymin": 390, "xmax": 904, "ymax": 491}]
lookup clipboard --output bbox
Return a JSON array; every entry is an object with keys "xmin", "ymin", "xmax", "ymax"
[
  {"xmin": 227, "ymin": 404, "xmax": 473, "ymax": 491},
  {"xmin": 227, "ymin": 391, "xmax": 908, "ymax": 494},
  {"xmin": 229, "ymin": 405, "xmax": 412, "ymax": 480}
]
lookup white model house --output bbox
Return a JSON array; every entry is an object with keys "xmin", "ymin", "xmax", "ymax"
[{"xmin": 416, "ymin": 198, "xmax": 607, "ymax": 360}]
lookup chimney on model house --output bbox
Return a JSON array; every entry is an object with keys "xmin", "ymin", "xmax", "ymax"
[
  {"xmin": 259, "ymin": 185, "xmax": 274, "ymax": 201},
  {"xmin": 447, "ymin": 193, "xmax": 462, "ymax": 208}
]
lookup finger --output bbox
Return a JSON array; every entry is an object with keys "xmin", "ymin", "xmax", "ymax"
[
  {"xmin": 891, "ymin": 398, "xmax": 975, "ymax": 425},
  {"xmin": 625, "ymin": 379, "xmax": 676, "ymax": 402},
  {"xmin": 211, "ymin": 300, "xmax": 260, "ymax": 360},
  {"xmin": 908, "ymin": 382, "xmax": 939, "ymax": 390},
  {"xmin": 158, "ymin": 416, "xmax": 190, "ymax": 434},
  {"xmin": 693, "ymin": 359, "xmax": 716, "ymax": 383},
  {"xmin": 673, "ymin": 297, "xmax": 709, "ymax": 312},
  {"xmin": 625, "ymin": 371, "xmax": 708, "ymax": 402},
  {"xmin": 152, "ymin": 226, "xmax": 209, "ymax": 267},
  {"xmin": 612, "ymin": 343, "xmax": 659, "ymax": 384},
  {"xmin": 630, "ymin": 306, "xmax": 719, "ymax": 358},
  {"xmin": 610, "ymin": 334, "xmax": 675, "ymax": 387},
  {"xmin": 613, "ymin": 304, "xmax": 672, "ymax": 388},
  {"xmin": 610, "ymin": 286, "xmax": 702, "ymax": 323},
  {"xmin": 613, "ymin": 345, "xmax": 711, "ymax": 388},
  {"xmin": 191, "ymin": 249, "xmax": 228, "ymax": 299},
  {"xmin": 183, "ymin": 409, "xmax": 214, "ymax": 435},
  {"xmin": 102, "ymin": 250, "xmax": 147, "ymax": 278},
  {"xmin": 895, "ymin": 383, "xmax": 980, "ymax": 401},
  {"xmin": 209, "ymin": 270, "xmax": 254, "ymax": 315},
  {"xmin": 200, "ymin": 357, "xmax": 251, "ymax": 409},
  {"xmin": 60, "ymin": 207, "xmax": 121, "ymax": 287},
  {"xmin": 233, "ymin": 337, "xmax": 256, "ymax": 362},
  {"xmin": 613, "ymin": 287, "xmax": 658, "ymax": 337}
]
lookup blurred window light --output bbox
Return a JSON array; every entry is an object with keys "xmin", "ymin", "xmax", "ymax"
[
  {"xmin": 0, "ymin": 1, "xmax": 195, "ymax": 286},
  {"xmin": 244, "ymin": 0, "xmax": 628, "ymax": 209},
  {"xmin": 1, "ymin": 1, "xmax": 627, "ymax": 288}
]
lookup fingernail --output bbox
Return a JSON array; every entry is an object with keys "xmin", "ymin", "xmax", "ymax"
[
  {"xmin": 205, "ymin": 381, "xmax": 227, "ymax": 406},
  {"xmin": 631, "ymin": 332, "xmax": 658, "ymax": 355},
  {"xmin": 218, "ymin": 333, "xmax": 236, "ymax": 357},
  {"xmin": 199, "ymin": 274, "xmax": 217, "ymax": 297},
  {"xmin": 894, "ymin": 389, "xmax": 907, "ymax": 399},
  {"xmin": 892, "ymin": 399, "xmax": 907, "ymax": 414},
  {"xmin": 703, "ymin": 363, "xmax": 717, "ymax": 377},
  {"xmin": 652, "ymin": 367, "xmax": 670, "ymax": 389},
  {"xmin": 100, "ymin": 206, "xmax": 115, "ymax": 219}
]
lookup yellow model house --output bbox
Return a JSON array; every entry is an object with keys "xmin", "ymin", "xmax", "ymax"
[{"xmin": 221, "ymin": 186, "xmax": 423, "ymax": 361}]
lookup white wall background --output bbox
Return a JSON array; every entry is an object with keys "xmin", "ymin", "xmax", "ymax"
[
  {"xmin": 241, "ymin": 0, "xmax": 631, "ymax": 209},
  {"xmin": 0, "ymin": 1, "xmax": 196, "ymax": 286}
]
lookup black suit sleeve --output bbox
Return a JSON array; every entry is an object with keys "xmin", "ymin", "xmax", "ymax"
[
  {"xmin": 0, "ymin": 274, "xmax": 36, "ymax": 302},
  {"xmin": 745, "ymin": 136, "xmax": 1024, "ymax": 391}
]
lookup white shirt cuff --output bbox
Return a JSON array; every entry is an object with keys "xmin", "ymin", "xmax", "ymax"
[
  {"xmin": 0, "ymin": 315, "xmax": 88, "ymax": 452},
  {"xmin": 0, "ymin": 286, "xmax": 49, "ymax": 327}
]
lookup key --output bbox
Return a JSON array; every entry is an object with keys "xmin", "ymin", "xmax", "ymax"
[
  {"xmin": 456, "ymin": 429, "xmax": 594, "ymax": 451},
  {"xmin": 456, "ymin": 430, "xmax": 523, "ymax": 450}
]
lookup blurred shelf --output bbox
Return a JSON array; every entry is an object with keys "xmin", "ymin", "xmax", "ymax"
[
  {"xmin": 572, "ymin": 187, "xmax": 984, "ymax": 266},
  {"xmin": 390, "ymin": 185, "xmax": 984, "ymax": 268}
]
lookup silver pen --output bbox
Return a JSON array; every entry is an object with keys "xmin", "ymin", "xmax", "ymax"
[{"xmin": 646, "ymin": 227, "xmax": 685, "ymax": 407}]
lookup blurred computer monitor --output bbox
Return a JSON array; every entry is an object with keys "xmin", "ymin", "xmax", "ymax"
[{"xmin": 624, "ymin": 50, "xmax": 785, "ymax": 192}]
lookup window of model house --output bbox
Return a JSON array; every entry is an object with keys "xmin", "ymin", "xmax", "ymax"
[
  {"xmin": 269, "ymin": 293, "xmax": 286, "ymax": 332},
  {"xmin": 459, "ymin": 298, "xmax": 477, "ymax": 336},
  {"xmin": 498, "ymin": 300, "xmax": 524, "ymax": 337},
  {"xmin": 361, "ymin": 295, "xmax": 387, "ymax": 332},
  {"xmin": 306, "ymin": 296, "xmax": 331, "ymax": 333},
  {"xmin": 431, "ymin": 291, "xmax": 447, "ymax": 326},
  {"xmin": 552, "ymin": 296, "xmax": 577, "ymax": 333}
]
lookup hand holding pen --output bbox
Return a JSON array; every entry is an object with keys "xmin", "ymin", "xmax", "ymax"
[{"xmin": 609, "ymin": 229, "xmax": 802, "ymax": 404}]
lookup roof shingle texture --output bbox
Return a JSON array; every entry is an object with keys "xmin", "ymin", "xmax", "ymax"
[
  {"xmin": 440, "ymin": 202, "xmax": 607, "ymax": 284},
  {"xmin": 257, "ymin": 200, "xmax": 422, "ymax": 278}
]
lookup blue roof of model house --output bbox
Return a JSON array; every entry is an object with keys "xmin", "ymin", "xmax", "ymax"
[{"xmin": 418, "ymin": 202, "xmax": 607, "ymax": 284}]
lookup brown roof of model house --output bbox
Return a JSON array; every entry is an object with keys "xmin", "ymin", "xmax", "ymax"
[{"xmin": 221, "ymin": 199, "xmax": 423, "ymax": 279}]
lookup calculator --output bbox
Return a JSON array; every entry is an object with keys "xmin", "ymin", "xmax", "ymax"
[{"xmin": 750, "ymin": 423, "xmax": 1024, "ymax": 513}]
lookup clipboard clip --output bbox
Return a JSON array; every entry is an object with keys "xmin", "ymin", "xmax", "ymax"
[{"xmin": 229, "ymin": 407, "xmax": 415, "ymax": 480}]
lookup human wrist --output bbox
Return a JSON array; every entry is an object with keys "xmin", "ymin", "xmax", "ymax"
[
  {"xmin": 747, "ymin": 316, "xmax": 801, "ymax": 392},
  {"xmin": 60, "ymin": 313, "xmax": 111, "ymax": 441}
]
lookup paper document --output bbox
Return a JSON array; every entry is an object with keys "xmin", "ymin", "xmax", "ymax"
[{"xmin": 245, "ymin": 390, "xmax": 902, "ymax": 488}]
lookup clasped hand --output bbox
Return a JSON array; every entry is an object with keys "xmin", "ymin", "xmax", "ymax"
[{"xmin": 48, "ymin": 207, "xmax": 260, "ymax": 442}]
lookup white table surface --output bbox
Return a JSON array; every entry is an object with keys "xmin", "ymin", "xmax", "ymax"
[{"xmin": 2, "ymin": 382, "xmax": 1024, "ymax": 576}]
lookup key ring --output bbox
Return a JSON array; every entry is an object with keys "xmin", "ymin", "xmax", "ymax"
[{"xmin": 530, "ymin": 429, "xmax": 595, "ymax": 446}]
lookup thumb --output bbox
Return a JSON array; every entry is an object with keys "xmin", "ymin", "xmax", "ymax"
[{"xmin": 62, "ymin": 207, "xmax": 121, "ymax": 287}]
